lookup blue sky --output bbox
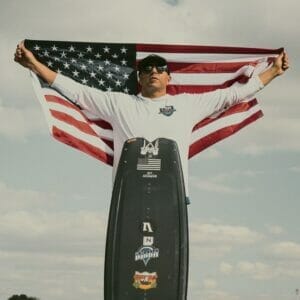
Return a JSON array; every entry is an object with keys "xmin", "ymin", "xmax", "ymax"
[{"xmin": 0, "ymin": 0, "xmax": 299, "ymax": 299}]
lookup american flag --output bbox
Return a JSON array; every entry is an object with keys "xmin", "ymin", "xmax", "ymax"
[
  {"xmin": 137, "ymin": 158, "xmax": 162, "ymax": 171},
  {"xmin": 25, "ymin": 39, "xmax": 282, "ymax": 165}
]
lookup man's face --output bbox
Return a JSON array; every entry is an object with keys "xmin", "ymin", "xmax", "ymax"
[{"xmin": 138, "ymin": 65, "xmax": 171, "ymax": 94}]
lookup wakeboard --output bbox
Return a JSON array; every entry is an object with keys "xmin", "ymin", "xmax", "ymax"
[{"xmin": 104, "ymin": 138, "xmax": 189, "ymax": 300}]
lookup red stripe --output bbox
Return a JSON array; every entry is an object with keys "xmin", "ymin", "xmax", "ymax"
[
  {"xmin": 192, "ymin": 99, "xmax": 260, "ymax": 130},
  {"xmin": 45, "ymin": 94, "xmax": 80, "ymax": 110},
  {"xmin": 45, "ymin": 94, "xmax": 114, "ymax": 130},
  {"xmin": 188, "ymin": 110, "xmax": 263, "ymax": 158},
  {"xmin": 52, "ymin": 126, "xmax": 113, "ymax": 165},
  {"xmin": 137, "ymin": 44, "xmax": 283, "ymax": 55},
  {"xmin": 50, "ymin": 110, "xmax": 98, "ymax": 137},
  {"xmin": 166, "ymin": 74, "xmax": 251, "ymax": 95},
  {"xmin": 102, "ymin": 138, "xmax": 114, "ymax": 150},
  {"xmin": 92, "ymin": 119, "xmax": 113, "ymax": 130}
]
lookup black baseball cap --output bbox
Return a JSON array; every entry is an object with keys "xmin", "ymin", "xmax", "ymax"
[{"xmin": 138, "ymin": 54, "xmax": 170, "ymax": 74}]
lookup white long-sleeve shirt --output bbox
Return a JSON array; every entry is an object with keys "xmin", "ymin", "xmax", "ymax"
[{"xmin": 52, "ymin": 74, "xmax": 264, "ymax": 196}]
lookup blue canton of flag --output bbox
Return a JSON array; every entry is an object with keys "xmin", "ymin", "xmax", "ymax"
[{"xmin": 25, "ymin": 40, "xmax": 138, "ymax": 94}]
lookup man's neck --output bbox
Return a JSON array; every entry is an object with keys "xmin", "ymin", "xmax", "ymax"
[{"xmin": 141, "ymin": 89, "xmax": 167, "ymax": 99}]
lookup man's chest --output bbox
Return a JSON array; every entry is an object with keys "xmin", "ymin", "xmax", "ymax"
[{"xmin": 114, "ymin": 101, "xmax": 190, "ymax": 139}]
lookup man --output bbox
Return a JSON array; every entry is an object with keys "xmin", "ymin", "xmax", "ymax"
[{"xmin": 14, "ymin": 41, "xmax": 289, "ymax": 197}]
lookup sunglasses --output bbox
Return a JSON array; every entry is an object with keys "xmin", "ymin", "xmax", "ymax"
[{"xmin": 140, "ymin": 65, "xmax": 169, "ymax": 74}]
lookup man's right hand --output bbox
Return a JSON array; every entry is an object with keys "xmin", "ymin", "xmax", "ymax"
[
  {"xmin": 14, "ymin": 40, "xmax": 57, "ymax": 85},
  {"xmin": 14, "ymin": 41, "xmax": 37, "ymax": 69}
]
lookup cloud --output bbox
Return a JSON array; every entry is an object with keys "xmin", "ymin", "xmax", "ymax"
[
  {"xmin": 189, "ymin": 170, "xmax": 260, "ymax": 194},
  {"xmin": 268, "ymin": 241, "xmax": 300, "ymax": 260},
  {"xmin": 0, "ymin": 181, "xmax": 55, "ymax": 212},
  {"xmin": 0, "ymin": 202, "xmax": 107, "ymax": 300},
  {"xmin": 0, "ymin": 210, "xmax": 107, "ymax": 254},
  {"xmin": 190, "ymin": 222, "xmax": 263, "ymax": 245},
  {"xmin": 289, "ymin": 166, "xmax": 300, "ymax": 173},
  {"xmin": 192, "ymin": 148, "xmax": 222, "ymax": 160},
  {"xmin": 190, "ymin": 178, "xmax": 246, "ymax": 194},
  {"xmin": 194, "ymin": 289, "xmax": 240, "ymax": 300},
  {"xmin": 189, "ymin": 221, "xmax": 263, "ymax": 260},
  {"xmin": 203, "ymin": 278, "xmax": 218, "ymax": 289},
  {"xmin": 237, "ymin": 261, "xmax": 275, "ymax": 280},
  {"xmin": 191, "ymin": 245, "xmax": 232, "ymax": 260},
  {"xmin": 226, "ymin": 260, "xmax": 300, "ymax": 281},
  {"xmin": 220, "ymin": 262, "xmax": 233, "ymax": 275},
  {"xmin": 265, "ymin": 225, "xmax": 285, "ymax": 236},
  {"xmin": 0, "ymin": 98, "xmax": 46, "ymax": 140}
]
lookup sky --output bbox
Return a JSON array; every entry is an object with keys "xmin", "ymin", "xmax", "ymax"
[{"xmin": 0, "ymin": 0, "xmax": 299, "ymax": 299}]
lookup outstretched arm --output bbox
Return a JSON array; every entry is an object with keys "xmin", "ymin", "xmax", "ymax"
[
  {"xmin": 14, "ymin": 40, "xmax": 119, "ymax": 121},
  {"xmin": 258, "ymin": 51, "xmax": 289, "ymax": 86},
  {"xmin": 14, "ymin": 41, "xmax": 57, "ymax": 85}
]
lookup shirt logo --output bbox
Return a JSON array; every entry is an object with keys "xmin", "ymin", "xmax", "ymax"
[{"xmin": 159, "ymin": 105, "xmax": 176, "ymax": 116}]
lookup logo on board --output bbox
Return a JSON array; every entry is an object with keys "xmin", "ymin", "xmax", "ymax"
[
  {"xmin": 135, "ymin": 222, "xmax": 159, "ymax": 265},
  {"xmin": 135, "ymin": 246, "xmax": 159, "ymax": 266},
  {"xmin": 132, "ymin": 271, "xmax": 158, "ymax": 290}
]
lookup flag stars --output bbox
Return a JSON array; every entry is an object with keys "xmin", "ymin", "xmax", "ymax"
[
  {"xmin": 63, "ymin": 62, "xmax": 70, "ymax": 69},
  {"xmin": 61, "ymin": 51, "xmax": 67, "ymax": 58},
  {"xmin": 71, "ymin": 58, "xmax": 77, "ymax": 64},
  {"xmin": 112, "ymin": 53, "xmax": 118, "ymax": 59},
  {"xmin": 47, "ymin": 61, "xmax": 53, "ymax": 67},
  {"xmin": 88, "ymin": 59, "xmax": 94, "ymax": 65},
  {"xmin": 121, "ymin": 59, "xmax": 127, "ymax": 66},
  {"xmin": 114, "ymin": 66, "xmax": 121, "ymax": 72},
  {"xmin": 86, "ymin": 46, "xmax": 93, "ymax": 52},
  {"xmin": 123, "ymin": 87, "xmax": 129, "ymax": 93},
  {"xmin": 115, "ymin": 80, "xmax": 122, "ymax": 87},
  {"xmin": 69, "ymin": 45, "xmax": 75, "ymax": 52},
  {"xmin": 104, "ymin": 59, "xmax": 111, "ymax": 65},
  {"xmin": 72, "ymin": 70, "xmax": 79, "ymax": 77},
  {"xmin": 78, "ymin": 52, "xmax": 84, "ymax": 58},
  {"xmin": 121, "ymin": 47, "xmax": 127, "ymax": 54},
  {"xmin": 43, "ymin": 50, "xmax": 49, "ymax": 57},
  {"xmin": 90, "ymin": 71, "xmax": 96, "ymax": 78},
  {"xmin": 80, "ymin": 64, "xmax": 87, "ymax": 70},
  {"xmin": 103, "ymin": 46, "xmax": 110, "ymax": 53},
  {"xmin": 34, "ymin": 45, "xmax": 40, "ymax": 51},
  {"xmin": 123, "ymin": 73, "xmax": 129, "ymax": 79},
  {"xmin": 106, "ymin": 72, "xmax": 113, "ymax": 79},
  {"xmin": 107, "ymin": 86, "xmax": 112, "ymax": 92},
  {"xmin": 95, "ymin": 53, "xmax": 101, "ymax": 59},
  {"xmin": 54, "ymin": 57, "xmax": 60, "ymax": 62},
  {"xmin": 81, "ymin": 78, "xmax": 88, "ymax": 84},
  {"xmin": 57, "ymin": 69, "xmax": 62, "ymax": 74},
  {"xmin": 51, "ymin": 45, "xmax": 58, "ymax": 51},
  {"xmin": 98, "ymin": 79, "xmax": 105, "ymax": 86},
  {"xmin": 97, "ymin": 65, "xmax": 104, "ymax": 71}
]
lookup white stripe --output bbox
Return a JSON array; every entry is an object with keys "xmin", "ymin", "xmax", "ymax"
[
  {"xmin": 31, "ymin": 72, "xmax": 54, "ymax": 131},
  {"xmin": 170, "ymin": 65, "xmax": 254, "ymax": 85},
  {"xmin": 52, "ymin": 118, "xmax": 114, "ymax": 155},
  {"xmin": 90, "ymin": 124, "xmax": 113, "ymax": 140},
  {"xmin": 48, "ymin": 101, "xmax": 85, "ymax": 121},
  {"xmin": 190, "ymin": 103, "xmax": 261, "ymax": 143},
  {"xmin": 137, "ymin": 51, "xmax": 276, "ymax": 63},
  {"xmin": 47, "ymin": 102, "xmax": 113, "ymax": 140},
  {"xmin": 43, "ymin": 86, "xmax": 69, "ymax": 98}
]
